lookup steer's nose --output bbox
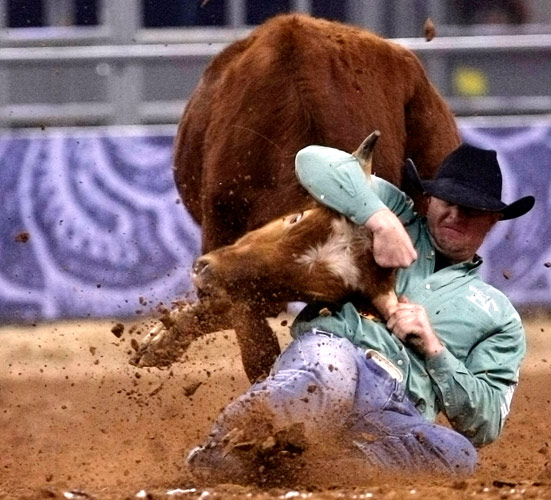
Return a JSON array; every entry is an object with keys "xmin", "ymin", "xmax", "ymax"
[{"xmin": 192, "ymin": 256, "xmax": 211, "ymax": 283}]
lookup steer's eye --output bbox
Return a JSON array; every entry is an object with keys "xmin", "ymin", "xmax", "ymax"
[{"xmin": 287, "ymin": 212, "xmax": 304, "ymax": 224}]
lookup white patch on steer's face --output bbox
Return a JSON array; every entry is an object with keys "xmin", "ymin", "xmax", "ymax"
[{"xmin": 295, "ymin": 217, "xmax": 362, "ymax": 289}]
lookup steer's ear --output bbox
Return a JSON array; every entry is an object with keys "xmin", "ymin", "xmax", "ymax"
[{"xmin": 352, "ymin": 130, "xmax": 380, "ymax": 178}]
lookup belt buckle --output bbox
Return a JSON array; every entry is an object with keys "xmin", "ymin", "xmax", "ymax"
[{"xmin": 365, "ymin": 349, "xmax": 403, "ymax": 382}]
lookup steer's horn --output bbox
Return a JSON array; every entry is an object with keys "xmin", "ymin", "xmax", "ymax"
[{"xmin": 352, "ymin": 130, "xmax": 380, "ymax": 176}]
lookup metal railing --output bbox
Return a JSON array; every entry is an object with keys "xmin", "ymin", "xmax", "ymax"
[
  {"xmin": 1, "ymin": 0, "xmax": 551, "ymax": 127},
  {"xmin": 1, "ymin": 32, "xmax": 551, "ymax": 126}
]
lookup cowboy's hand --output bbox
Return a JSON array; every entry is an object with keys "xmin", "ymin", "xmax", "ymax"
[
  {"xmin": 386, "ymin": 296, "xmax": 443, "ymax": 357},
  {"xmin": 365, "ymin": 209, "xmax": 417, "ymax": 268}
]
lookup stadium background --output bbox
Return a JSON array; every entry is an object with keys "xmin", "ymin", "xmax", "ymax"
[
  {"xmin": 3, "ymin": 3, "xmax": 551, "ymax": 499},
  {"xmin": 1, "ymin": 0, "xmax": 551, "ymax": 321}
]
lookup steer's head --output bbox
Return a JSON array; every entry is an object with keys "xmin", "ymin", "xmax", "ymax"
[{"xmin": 192, "ymin": 131, "xmax": 397, "ymax": 318}]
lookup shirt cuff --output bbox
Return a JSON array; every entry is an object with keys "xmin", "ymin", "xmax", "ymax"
[
  {"xmin": 295, "ymin": 145, "xmax": 387, "ymax": 225},
  {"xmin": 425, "ymin": 346, "xmax": 463, "ymax": 383}
]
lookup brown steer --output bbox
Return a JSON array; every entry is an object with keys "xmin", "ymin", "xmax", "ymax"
[
  {"xmin": 131, "ymin": 13, "xmax": 460, "ymax": 381},
  {"xmin": 191, "ymin": 132, "xmax": 397, "ymax": 319}
]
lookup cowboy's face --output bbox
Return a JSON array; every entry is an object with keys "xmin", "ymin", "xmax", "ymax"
[{"xmin": 426, "ymin": 197, "xmax": 502, "ymax": 263}]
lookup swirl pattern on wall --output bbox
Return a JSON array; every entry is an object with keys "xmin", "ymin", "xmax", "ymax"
[
  {"xmin": 460, "ymin": 120, "xmax": 551, "ymax": 306},
  {"xmin": 0, "ymin": 127, "xmax": 200, "ymax": 322},
  {"xmin": 0, "ymin": 122, "xmax": 549, "ymax": 323}
]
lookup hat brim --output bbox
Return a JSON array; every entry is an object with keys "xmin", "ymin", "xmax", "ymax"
[{"xmin": 405, "ymin": 158, "xmax": 535, "ymax": 220}]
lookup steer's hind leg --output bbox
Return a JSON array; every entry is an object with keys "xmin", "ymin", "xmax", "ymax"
[{"xmin": 130, "ymin": 297, "xmax": 232, "ymax": 368}]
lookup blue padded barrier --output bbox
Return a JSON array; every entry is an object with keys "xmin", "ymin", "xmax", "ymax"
[{"xmin": 0, "ymin": 122, "xmax": 550, "ymax": 323}]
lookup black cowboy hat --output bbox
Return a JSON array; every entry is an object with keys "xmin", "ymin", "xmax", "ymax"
[{"xmin": 406, "ymin": 143, "xmax": 535, "ymax": 220}]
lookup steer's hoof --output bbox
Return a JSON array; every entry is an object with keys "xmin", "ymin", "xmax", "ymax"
[
  {"xmin": 129, "ymin": 307, "xmax": 194, "ymax": 368},
  {"xmin": 129, "ymin": 325, "xmax": 173, "ymax": 368}
]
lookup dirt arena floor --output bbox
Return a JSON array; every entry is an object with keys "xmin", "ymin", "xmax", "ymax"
[{"xmin": 1, "ymin": 312, "xmax": 551, "ymax": 500}]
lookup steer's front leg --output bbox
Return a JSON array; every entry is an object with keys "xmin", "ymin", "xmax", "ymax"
[
  {"xmin": 129, "ymin": 297, "xmax": 233, "ymax": 368},
  {"xmin": 230, "ymin": 300, "xmax": 282, "ymax": 383}
]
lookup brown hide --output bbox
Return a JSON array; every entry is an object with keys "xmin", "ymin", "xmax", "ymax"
[
  {"xmin": 192, "ymin": 206, "xmax": 395, "ymax": 312},
  {"xmin": 182, "ymin": 131, "xmax": 398, "ymax": 382},
  {"xmin": 133, "ymin": 14, "xmax": 460, "ymax": 382},
  {"xmin": 174, "ymin": 13, "xmax": 460, "ymax": 254},
  {"xmin": 191, "ymin": 132, "xmax": 397, "ymax": 325}
]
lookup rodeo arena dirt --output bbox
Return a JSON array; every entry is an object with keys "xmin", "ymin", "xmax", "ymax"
[
  {"xmin": 3, "ymin": 10, "xmax": 551, "ymax": 500},
  {"xmin": 0, "ymin": 311, "xmax": 551, "ymax": 500}
]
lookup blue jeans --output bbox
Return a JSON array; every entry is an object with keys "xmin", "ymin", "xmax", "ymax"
[{"xmin": 198, "ymin": 331, "xmax": 477, "ymax": 477}]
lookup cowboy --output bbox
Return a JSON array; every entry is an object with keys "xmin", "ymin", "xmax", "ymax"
[{"xmin": 188, "ymin": 143, "xmax": 535, "ymax": 484}]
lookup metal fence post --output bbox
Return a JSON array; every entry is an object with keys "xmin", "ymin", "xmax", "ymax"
[
  {"xmin": 293, "ymin": 0, "xmax": 312, "ymax": 14},
  {"xmin": 0, "ymin": 0, "xmax": 8, "ymax": 120},
  {"xmin": 391, "ymin": 0, "xmax": 422, "ymax": 38},
  {"xmin": 45, "ymin": 0, "xmax": 74, "ymax": 26},
  {"xmin": 425, "ymin": 0, "xmax": 450, "ymax": 96},
  {"xmin": 347, "ymin": 0, "xmax": 387, "ymax": 35},
  {"xmin": 226, "ymin": 0, "xmax": 246, "ymax": 27},
  {"xmin": 103, "ymin": 0, "xmax": 143, "ymax": 125},
  {"xmin": 0, "ymin": 0, "xmax": 6, "ymax": 30}
]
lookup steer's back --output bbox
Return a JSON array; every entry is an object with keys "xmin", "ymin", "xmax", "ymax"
[{"xmin": 174, "ymin": 13, "xmax": 460, "ymax": 253}]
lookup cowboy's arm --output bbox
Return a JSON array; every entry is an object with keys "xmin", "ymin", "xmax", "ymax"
[
  {"xmin": 295, "ymin": 145, "xmax": 417, "ymax": 267},
  {"xmin": 425, "ymin": 310, "xmax": 525, "ymax": 447}
]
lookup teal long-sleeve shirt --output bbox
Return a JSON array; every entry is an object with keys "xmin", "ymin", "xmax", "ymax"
[{"xmin": 292, "ymin": 145, "xmax": 526, "ymax": 447}]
